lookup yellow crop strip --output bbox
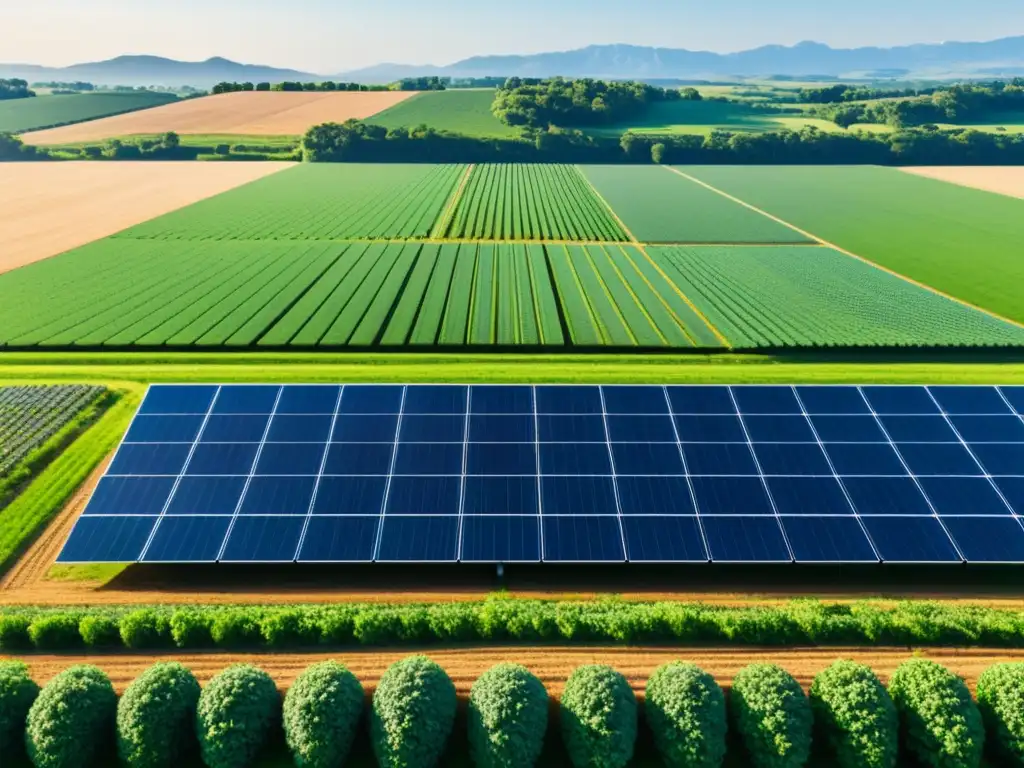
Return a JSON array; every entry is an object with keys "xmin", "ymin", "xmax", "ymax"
[{"xmin": 431, "ymin": 164, "xmax": 475, "ymax": 239}]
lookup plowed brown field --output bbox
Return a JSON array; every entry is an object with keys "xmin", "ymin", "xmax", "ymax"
[
  {"xmin": 21, "ymin": 91, "xmax": 417, "ymax": 144},
  {"xmin": 0, "ymin": 162, "xmax": 292, "ymax": 274},
  {"xmin": 901, "ymin": 166, "xmax": 1024, "ymax": 200}
]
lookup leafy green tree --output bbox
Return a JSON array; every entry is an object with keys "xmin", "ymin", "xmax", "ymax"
[
  {"xmin": 561, "ymin": 665, "xmax": 637, "ymax": 768},
  {"xmin": 468, "ymin": 663, "xmax": 548, "ymax": 768},
  {"xmin": 645, "ymin": 662, "xmax": 726, "ymax": 768},
  {"xmin": 283, "ymin": 661, "xmax": 363, "ymax": 768},
  {"xmin": 25, "ymin": 665, "xmax": 117, "ymax": 768},
  {"xmin": 809, "ymin": 660, "xmax": 897, "ymax": 768},
  {"xmin": 117, "ymin": 662, "xmax": 200, "ymax": 768}
]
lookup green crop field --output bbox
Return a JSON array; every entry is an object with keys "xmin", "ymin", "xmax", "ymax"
[
  {"xmin": 0, "ymin": 92, "xmax": 179, "ymax": 134},
  {"xmin": 117, "ymin": 163, "xmax": 465, "ymax": 241},
  {"xmin": 365, "ymin": 89, "xmax": 521, "ymax": 138},
  {"xmin": 581, "ymin": 165, "xmax": 812, "ymax": 243},
  {"xmin": 650, "ymin": 246, "xmax": 1024, "ymax": 348},
  {"xmin": 443, "ymin": 164, "xmax": 627, "ymax": 241},
  {"xmin": 680, "ymin": 165, "xmax": 1024, "ymax": 324}
]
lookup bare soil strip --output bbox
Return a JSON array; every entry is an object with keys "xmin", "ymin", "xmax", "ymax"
[
  {"xmin": 5, "ymin": 647, "xmax": 1022, "ymax": 695},
  {"xmin": 0, "ymin": 162, "xmax": 293, "ymax": 274},
  {"xmin": 901, "ymin": 166, "xmax": 1024, "ymax": 200},
  {"xmin": 21, "ymin": 91, "xmax": 417, "ymax": 145}
]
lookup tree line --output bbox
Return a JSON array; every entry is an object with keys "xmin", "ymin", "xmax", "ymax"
[
  {"xmin": 0, "ymin": 79, "xmax": 35, "ymax": 101},
  {"xmin": 796, "ymin": 83, "xmax": 940, "ymax": 104},
  {"xmin": 210, "ymin": 77, "xmax": 447, "ymax": 95}
]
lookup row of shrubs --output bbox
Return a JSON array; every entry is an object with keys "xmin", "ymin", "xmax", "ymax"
[
  {"xmin": 2, "ymin": 655, "xmax": 1022, "ymax": 768},
  {"xmin": 5, "ymin": 598, "xmax": 1024, "ymax": 652}
]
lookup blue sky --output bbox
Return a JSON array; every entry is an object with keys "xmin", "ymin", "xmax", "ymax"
[{"xmin": 5, "ymin": 0, "xmax": 1023, "ymax": 72}]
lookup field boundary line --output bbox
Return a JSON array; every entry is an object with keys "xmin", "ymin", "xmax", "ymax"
[
  {"xmin": 432, "ymin": 164, "xmax": 475, "ymax": 239},
  {"xmin": 573, "ymin": 165, "xmax": 640, "ymax": 244},
  {"xmin": 664, "ymin": 166, "xmax": 1024, "ymax": 331}
]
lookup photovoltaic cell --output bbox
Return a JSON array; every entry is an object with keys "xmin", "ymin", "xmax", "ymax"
[
  {"xmin": 143, "ymin": 516, "xmax": 231, "ymax": 563},
  {"xmin": 297, "ymin": 516, "xmax": 379, "ymax": 561},
  {"xmin": 542, "ymin": 516, "xmax": 625, "ymax": 561},
  {"xmin": 781, "ymin": 516, "xmax": 877, "ymax": 562},
  {"xmin": 701, "ymin": 516, "xmax": 790, "ymax": 562},
  {"xmin": 84, "ymin": 476, "xmax": 176, "ymax": 516},
  {"xmin": 125, "ymin": 415, "xmax": 205, "ymax": 443},
  {"xmin": 57, "ymin": 516, "xmax": 156, "ymax": 562},
  {"xmin": 929, "ymin": 386, "xmax": 1012, "ymax": 415},
  {"xmin": 860, "ymin": 516, "xmax": 961, "ymax": 563},
  {"xmin": 863, "ymin": 386, "xmax": 941, "ymax": 415},
  {"xmin": 796, "ymin": 386, "xmax": 871, "ymax": 415},
  {"xmin": 220, "ymin": 516, "xmax": 305, "ymax": 562},
  {"xmin": 622, "ymin": 516, "xmax": 707, "ymax": 562},
  {"xmin": 940, "ymin": 517, "xmax": 1024, "ymax": 562},
  {"xmin": 377, "ymin": 516, "xmax": 459, "ymax": 561},
  {"xmin": 461, "ymin": 516, "xmax": 540, "ymax": 562},
  {"xmin": 138, "ymin": 385, "xmax": 216, "ymax": 415}
]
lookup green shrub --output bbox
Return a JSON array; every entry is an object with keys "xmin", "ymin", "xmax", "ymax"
[
  {"xmin": 977, "ymin": 663, "xmax": 1024, "ymax": 765},
  {"xmin": 119, "ymin": 609, "xmax": 171, "ymax": 649},
  {"xmin": 0, "ymin": 614, "xmax": 32, "ymax": 651},
  {"xmin": 645, "ymin": 662, "xmax": 726, "ymax": 768},
  {"xmin": 209, "ymin": 610, "xmax": 262, "ymax": 647},
  {"xmin": 28, "ymin": 614, "xmax": 81, "ymax": 650},
  {"xmin": 468, "ymin": 663, "xmax": 548, "ymax": 768},
  {"xmin": 560, "ymin": 664, "xmax": 637, "ymax": 768},
  {"xmin": 730, "ymin": 664, "xmax": 812, "ymax": 768},
  {"xmin": 283, "ymin": 661, "xmax": 363, "ymax": 768},
  {"xmin": 371, "ymin": 655, "xmax": 457, "ymax": 768},
  {"xmin": 25, "ymin": 665, "xmax": 117, "ymax": 768},
  {"xmin": 0, "ymin": 661, "xmax": 38, "ymax": 758},
  {"xmin": 260, "ymin": 609, "xmax": 317, "ymax": 647},
  {"xmin": 117, "ymin": 662, "xmax": 201, "ymax": 768},
  {"xmin": 80, "ymin": 615, "xmax": 121, "ymax": 648},
  {"xmin": 169, "ymin": 609, "xmax": 213, "ymax": 648},
  {"xmin": 888, "ymin": 659, "xmax": 984, "ymax": 768},
  {"xmin": 809, "ymin": 660, "xmax": 897, "ymax": 768},
  {"xmin": 195, "ymin": 664, "xmax": 279, "ymax": 768},
  {"xmin": 354, "ymin": 608, "xmax": 404, "ymax": 644},
  {"xmin": 313, "ymin": 605, "xmax": 358, "ymax": 644}
]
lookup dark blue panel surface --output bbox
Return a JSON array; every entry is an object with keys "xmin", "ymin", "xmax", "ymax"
[
  {"xmin": 824, "ymin": 443, "xmax": 906, "ymax": 476},
  {"xmin": 616, "ymin": 476, "xmax": 695, "ymax": 516},
  {"xmin": 753, "ymin": 443, "xmax": 832, "ymax": 476},
  {"xmin": 323, "ymin": 443, "xmax": 394, "ymax": 475},
  {"xmin": 239, "ymin": 476, "xmax": 316, "ymax": 515},
  {"xmin": 950, "ymin": 416, "xmax": 1024, "ymax": 443},
  {"xmin": 781, "ymin": 517, "xmax": 878, "ymax": 562},
  {"xmin": 606, "ymin": 415, "xmax": 676, "ymax": 442},
  {"xmin": 267, "ymin": 414, "xmax": 334, "ymax": 443},
  {"xmin": 622, "ymin": 516, "xmax": 707, "ymax": 562},
  {"xmin": 1001, "ymin": 386, "xmax": 1024, "ymax": 413},
  {"xmin": 393, "ymin": 443, "xmax": 463, "ymax": 475},
  {"xmin": 143, "ymin": 516, "xmax": 231, "ymax": 562},
  {"xmin": 297, "ymin": 516, "xmax": 378, "ymax": 561},
  {"xmin": 602, "ymin": 386, "xmax": 668, "ymax": 415},
  {"xmin": 994, "ymin": 478, "xmax": 1024, "ymax": 513},
  {"xmin": 331, "ymin": 414, "xmax": 399, "ymax": 442},
  {"xmin": 972, "ymin": 444, "xmax": 1024, "ymax": 476},
  {"xmin": 275, "ymin": 385, "xmax": 340, "ymax": 414},
  {"xmin": 186, "ymin": 442, "xmax": 259, "ymax": 475},
  {"xmin": 860, "ymin": 516, "xmax": 961, "ymax": 562},
  {"xmin": 212, "ymin": 386, "xmax": 280, "ymax": 414},
  {"xmin": 312, "ymin": 476, "xmax": 386, "ymax": 515},
  {"xmin": 674, "ymin": 415, "xmax": 746, "ymax": 442},
  {"xmin": 467, "ymin": 443, "xmax": 536, "ymax": 476},
  {"xmin": 165, "ymin": 476, "xmax": 247, "ymax": 516},
  {"xmin": 470, "ymin": 385, "xmax": 533, "ymax": 414},
  {"xmin": 809, "ymin": 416, "xmax": 887, "ymax": 443},
  {"xmin": 541, "ymin": 476, "xmax": 618, "ymax": 516},
  {"xmin": 404, "ymin": 385, "xmax": 467, "ymax": 414},
  {"xmin": 690, "ymin": 476, "xmax": 774, "ymax": 516},
  {"xmin": 254, "ymin": 443, "xmax": 325, "ymax": 475},
  {"xmin": 139, "ymin": 385, "xmax": 216, "ymax": 415},
  {"xmin": 930, "ymin": 386, "xmax": 1012, "ymax": 415},
  {"xmin": 766, "ymin": 477, "xmax": 854, "ymax": 516},
  {"xmin": 732, "ymin": 386, "xmax": 801, "ymax": 415},
  {"xmin": 109, "ymin": 443, "xmax": 191, "ymax": 476},
  {"xmin": 461, "ymin": 516, "xmax": 541, "ymax": 562},
  {"xmin": 701, "ymin": 516, "xmax": 790, "ymax": 562},
  {"xmin": 385, "ymin": 476, "xmax": 461, "ymax": 515},
  {"xmin": 843, "ymin": 477, "xmax": 934, "ymax": 516},
  {"xmin": 535, "ymin": 386, "xmax": 603, "ymax": 415},
  {"xmin": 863, "ymin": 386, "xmax": 939, "ymax": 415},
  {"xmin": 682, "ymin": 443, "xmax": 758, "ymax": 475},
  {"xmin": 463, "ymin": 477, "xmax": 538, "ymax": 515},
  {"xmin": 377, "ymin": 516, "xmax": 459, "ymax": 561},
  {"xmin": 537, "ymin": 415, "xmax": 606, "ymax": 442},
  {"xmin": 470, "ymin": 415, "xmax": 535, "ymax": 442},
  {"xmin": 125, "ymin": 415, "xmax": 205, "ymax": 443},
  {"xmin": 878, "ymin": 416, "xmax": 957, "ymax": 443},
  {"xmin": 897, "ymin": 443, "xmax": 982, "ymax": 476},
  {"xmin": 338, "ymin": 385, "xmax": 403, "ymax": 414},
  {"xmin": 57, "ymin": 516, "xmax": 156, "ymax": 562},
  {"xmin": 220, "ymin": 515, "xmax": 305, "ymax": 562},
  {"xmin": 942, "ymin": 517, "xmax": 1024, "ymax": 563},
  {"xmin": 666, "ymin": 386, "xmax": 734, "ymax": 414},
  {"xmin": 542, "ymin": 516, "xmax": 625, "ymax": 561},
  {"xmin": 611, "ymin": 443, "xmax": 685, "ymax": 476},
  {"xmin": 744, "ymin": 415, "xmax": 816, "ymax": 443},
  {"xmin": 84, "ymin": 476, "xmax": 176, "ymax": 516},
  {"xmin": 400, "ymin": 415, "xmax": 466, "ymax": 443},
  {"xmin": 540, "ymin": 443, "xmax": 612, "ymax": 475},
  {"xmin": 917, "ymin": 477, "xmax": 1012, "ymax": 516},
  {"xmin": 200, "ymin": 415, "xmax": 270, "ymax": 443},
  {"xmin": 796, "ymin": 386, "xmax": 870, "ymax": 415}
]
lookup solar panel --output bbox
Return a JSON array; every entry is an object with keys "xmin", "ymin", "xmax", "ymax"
[{"xmin": 58, "ymin": 384, "xmax": 1024, "ymax": 565}]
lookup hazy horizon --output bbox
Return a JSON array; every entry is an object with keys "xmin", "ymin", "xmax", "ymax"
[{"xmin": 4, "ymin": 0, "xmax": 1024, "ymax": 73}]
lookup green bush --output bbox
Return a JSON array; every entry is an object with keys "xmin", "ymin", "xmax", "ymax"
[
  {"xmin": 0, "ymin": 614, "xmax": 32, "ymax": 650},
  {"xmin": 260, "ymin": 609, "xmax": 317, "ymax": 647},
  {"xmin": 888, "ymin": 659, "xmax": 984, "ymax": 768},
  {"xmin": 210, "ymin": 610, "xmax": 261, "ymax": 647},
  {"xmin": 169, "ymin": 609, "xmax": 212, "ymax": 648},
  {"xmin": 117, "ymin": 662, "xmax": 201, "ymax": 768},
  {"xmin": 730, "ymin": 664, "xmax": 812, "ymax": 768},
  {"xmin": 195, "ymin": 664, "xmax": 280, "ymax": 768},
  {"xmin": 809, "ymin": 660, "xmax": 897, "ymax": 768},
  {"xmin": 28, "ymin": 614, "xmax": 82, "ymax": 650},
  {"xmin": 371, "ymin": 655, "xmax": 457, "ymax": 768},
  {"xmin": 645, "ymin": 662, "xmax": 726, "ymax": 768},
  {"xmin": 119, "ymin": 609, "xmax": 171, "ymax": 649},
  {"xmin": 0, "ymin": 661, "xmax": 38, "ymax": 758},
  {"xmin": 283, "ymin": 661, "xmax": 363, "ymax": 768},
  {"xmin": 79, "ymin": 615, "xmax": 121, "ymax": 648},
  {"xmin": 560, "ymin": 664, "xmax": 637, "ymax": 768},
  {"xmin": 25, "ymin": 665, "xmax": 117, "ymax": 768},
  {"xmin": 468, "ymin": 663, "xmax": 548, "ymax": 768},
  {"xmin": 977, "ymin": 663, "xmax": 1024, "ymax": 765}
]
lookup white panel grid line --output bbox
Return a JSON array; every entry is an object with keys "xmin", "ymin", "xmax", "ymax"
[
  {"xmin": 726, "ymin": 386, "xmax": 796, "ymax": 563},
  {"xmin": 597, "ymin": 386, "xmax": 628, "ymax": 562},
  {"xmin": 372, "ymin": 386, "xmax": 407, "ymax": 561},
  {"xmin": 662, "ymin": 386, "xmax": 712, "ymax": 562},
  {"xmin": 996, "ymin": 386, "xmax": 1024, "ymax": 428},
  {"xmin": 533, "ymin": 386, "xmax": 545, "ymax": 562},
  {"xmin": 214, "ymin": 386, "xmax": 285, "ymax": 562},
  {"xmin": 292, "ymin": 385, "xmax": 345, "ymax": 562},
  {"xmin": 456, "ymin": 387, "xmax": 471, "ymax": 561}
]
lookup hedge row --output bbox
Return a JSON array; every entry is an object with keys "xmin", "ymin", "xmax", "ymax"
[
  {"xmin": 6, "ymin": 598, "xmax": 1024, "ymax": 652},
  {"xmin": 4, "ymin": 657, "xmax": 1023, "ymax": 768}
]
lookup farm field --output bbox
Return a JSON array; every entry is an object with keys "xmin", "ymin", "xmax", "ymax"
[
  {"xmin": 0, "ymin": 385, "xmax": 103, "ymax": 477},
  {"xmin": 0, "ymin": 161, "xmax": 293, "ymax": 274},
  {"xmin": 580, "ymin": 165, "xmax": 812, "ymax": 243},
  {"xmin": 19, "ymin": 90, "xmax": 416, "ymax": 144},
  {"xmin": 680, "ymin": 165, "xmax": 1024, "ymax": 325},
  {"xmin": 901, "ymin": 166, "xmax": 1024, "ymax": 200},
  {"xmin": 0, "ymin": 91, "xmax": 177, "ymax": 134},
  {"xmin": 366, "ymin": 88, "xmax": 521, "ymax": 137},
  {"xmin": 584, "ymin": 99, "xmax": 840, "ymax": 136},
  {"xmin": 442, "ymin": 164, "xmax": 627, "ymax": 241}
]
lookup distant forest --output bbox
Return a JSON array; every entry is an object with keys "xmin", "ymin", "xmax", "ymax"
[{"xmin": 0, "ymin": 79, "xmax": 35, "ymax": 101}]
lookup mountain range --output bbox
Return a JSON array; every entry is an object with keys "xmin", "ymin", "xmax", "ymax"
[{"xmin": 3, "ymin": 36, "xmax": 1024, "ymax": 87}]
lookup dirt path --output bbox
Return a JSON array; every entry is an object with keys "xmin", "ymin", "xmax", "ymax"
[
  {"xmin": 901, "ymin": 166, "xmax": 1024, "ymax": 200},
  {"xmin": 6, "ymin": 646, "xmax": 1022, "ymax": 695},
  {"xmin": 0, "ymin": 162, "xmax": 293, "ymax": 274}
]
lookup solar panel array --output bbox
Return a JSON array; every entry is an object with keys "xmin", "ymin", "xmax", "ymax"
[{"xmin": 58, "ymin": 384, "xmax": 1024, "ymax": 565}]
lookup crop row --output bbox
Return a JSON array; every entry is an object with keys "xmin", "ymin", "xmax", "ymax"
[
  {"xmin": 0, "ymin": 386, "xmax": 104, "ymax": 476},
  {"xmin": 650, "ymin": 245, "xmax": 1024, "ymax": 348},
  {"xmin": 443, "ymin": 163, "xmax": 627, "ymax": 241},
  {"xmin": 2, "ymin": 655, "xmax": 1019, "ymax": 768}
]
